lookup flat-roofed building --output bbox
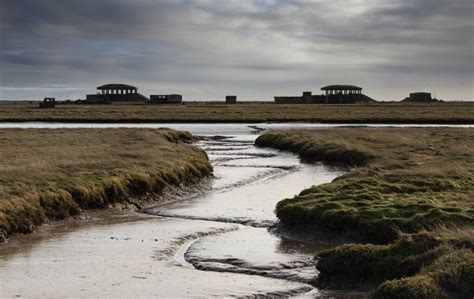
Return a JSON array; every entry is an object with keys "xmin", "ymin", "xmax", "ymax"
[
  {"xmin": 275, "ymin": 85, "xmax": 377, "ymax": 104},
  {"xmin": 226, "ymin": 95, "xmax": 237, "ymax": 104},
  {"xmin": 402, "ymin": 92, "xmax": 438, "ymax": 103},
  {"xmin": 149, "ymin": 94, "xmax": 182, "ymax": 104},
  {"xmin": 39, "ymin": 97, "xmax": 56, "ymax": 108}
]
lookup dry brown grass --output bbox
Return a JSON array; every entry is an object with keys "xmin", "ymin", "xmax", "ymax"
[
  {"xmin": 0, "ymin": 102, "xmax": 473, "ymax": 123},
  {"xmin": 0, "ymin": 128, "xmax": 212, "ymax": 237}
]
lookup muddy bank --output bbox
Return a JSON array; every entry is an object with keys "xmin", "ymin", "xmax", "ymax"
[
  {"xmin": 255, "ymin": 128, "xmax": 474, "ymax": 298},
  {"xmin": 0, "ymin": 129, "xmax": 212, "ymax": 241}
]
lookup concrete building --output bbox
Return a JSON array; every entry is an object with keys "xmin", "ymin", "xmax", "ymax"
[
  {"xmin": 275, "ymin": 85, "xmax": 377, "ymax": 104},
  {"xmin": 402, "ymin": 92, "xmax": 438, "ymax": 103},
  {"xmin": 149, "ymin": 94, "xmax": 183, "ymax": 104},
  {"xmin": 321, "ymin": 85, "xmax": 363, "ymax": 95},
  {"xmin": 86, "ymin": 84, "xmax": 149, "ymax": 102},
  {"xmin": 226, "ymin": 95, "xmax": 237, "ymax": 104}
]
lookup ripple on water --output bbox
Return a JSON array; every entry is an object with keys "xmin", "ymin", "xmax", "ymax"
[
  {"xmin": 0, "ymin": 217, "xmax": 312, "ymax": 297},
  {"xmin": 149, "ymin": 159, "xmax": 340, "ymax": 228},
  {"xmin": 184, "ymin": 227, "xmax": 322, "ymax": 284}
]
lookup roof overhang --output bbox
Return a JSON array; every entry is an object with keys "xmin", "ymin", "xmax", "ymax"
[
  {"xmin": 321, "ymin": 85, "xmax": 362, "ymax": 91},
  {"xmin": 97, "ymin": 84, "xmax": 137, "ymax": 90}
]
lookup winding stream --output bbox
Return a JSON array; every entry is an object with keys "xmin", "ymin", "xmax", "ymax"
[{"xmin": 1, "ymin": 123, "xmax": 471, "ymax": 298}]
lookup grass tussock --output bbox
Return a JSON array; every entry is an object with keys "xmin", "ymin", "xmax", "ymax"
[
  {"xmin": 255, "ymin": 128, "xmax": 474, "ymax": 298},
  {"xmin": 318, "ymin": 228, "xmax": 474, "ymax": 298},
  {"xmin": 0, "ymin": 128, "xmax": 212, "ymax": 237},
  {"xmin": 0, "ymin": 102, "xmax": 474, "ymax": 124}
]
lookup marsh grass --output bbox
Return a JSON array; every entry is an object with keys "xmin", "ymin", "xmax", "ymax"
[
  {"xmin": 0, "ymin": 102, "xmax": 473, "ymax": 123},
  {"xmin": 0, "ymin": 129, "xmax": 212, "ymax": 237},
  {"xmin": 255, "ymin": 128, "xmax": 474, "ymax": 298}
]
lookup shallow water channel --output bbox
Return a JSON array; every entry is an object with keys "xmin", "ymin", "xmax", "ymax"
[{"xmin": 2, "ymin": 123, "xmax": 470, "ymax": 297}]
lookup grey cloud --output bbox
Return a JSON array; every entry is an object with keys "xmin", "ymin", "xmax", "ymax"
[{"xmin": 0, "ymin": 0, "xmax": 472, "ymax": 101}]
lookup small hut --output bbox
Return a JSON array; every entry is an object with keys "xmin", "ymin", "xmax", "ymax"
[
  {"xmin": 39, "ymin": 97, "xmax": 56, "ymax": 108},
  {"xmin": 226, "ymin": 95, "xmax": 237, "ymax": 104},
  {"xmin": 149, "ymin": 94, "xmax": 183, "ymax": 104}
]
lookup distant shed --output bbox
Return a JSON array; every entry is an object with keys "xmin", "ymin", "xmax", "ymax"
[
  {"xmin": 149, "ymin": 94, "xmax": 182, "ymax": 104},
  {"xmin": 402, "ymin": 92, "xmax": 438, "ymax": 103},
  {"xmin": 39, "ymin": 97, "xmax": 56, "ymax": 108},
  {"xmin": 226, "ymin": 95, "xmax": 237, "ymax": 104}
]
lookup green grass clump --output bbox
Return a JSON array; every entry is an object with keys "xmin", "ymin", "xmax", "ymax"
[
  {"xmin": 316, "ymin": 233, "xmax": 443, "ymax": 284},
  {"xmin": 255, "ymin": 128, "xmax": 474, "ymax": 298},
  {"xmin": 373, "ymin": 250, "xmax": 474, "ymax": 299},
  {"xmin": 373, "ymin": 276, "xmax": 446, "ymax": 299},
  {"xmin": 318, "ymin": 227, "xmax": 474, "ymax": 298},
  {"xmin": 0, "ymin": 128, "xmax": 212, "ymax": 237},
  {"xmin": 257, "ymin": 129, "xmax": 474, "ymax": 242},
  {"xmin": 275, "ymin": 175, "xmax": 473, "ymax": 243}
]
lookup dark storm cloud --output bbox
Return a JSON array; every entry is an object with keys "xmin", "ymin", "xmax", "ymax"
[
  {"xmin": 0, "ymin": 0, "xmax": 473, "ymax": 101},
  {"xmin": 1, "ymin": 0, "xmax": 157, "ymax": 39}
]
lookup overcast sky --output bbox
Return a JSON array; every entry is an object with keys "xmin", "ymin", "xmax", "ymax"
[{"xmin": 1, "ymin": 0, "xmax": 473, "ymax": 101}]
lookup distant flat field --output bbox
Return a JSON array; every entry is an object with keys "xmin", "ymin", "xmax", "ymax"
[{"xmin": 1, "ymin": 102, "xmax": 474, "ymax": 123}]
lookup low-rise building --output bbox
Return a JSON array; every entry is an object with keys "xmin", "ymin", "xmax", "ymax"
[
  {"xmin": 402, "ymin": 92, "xmax": 438, "ymax": 103},
  {"xmin": 39, "ymin": 97, "xmax": 55, "ymax": 108},
  {"xmin": 226, "ymin": 95, "xmax": 237, "ymax": 104},
  {"xmin": 149, "ymin": 94, "xmax": 182, "ymax": 104},
  {"xmin": 86, "ymin": 84, "xmax": 149, "ymax": 103},
  {"xmin": 275, "ymin": 85, "xmax": 377, "ymax": 104}
]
